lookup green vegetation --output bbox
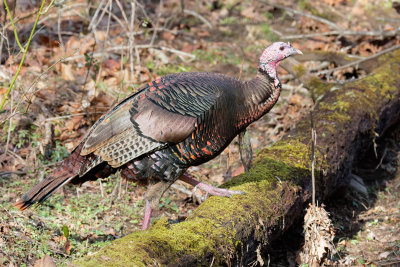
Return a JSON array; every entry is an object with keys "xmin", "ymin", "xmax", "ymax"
[
  {"xmin": 0, "ymin": 175, "xmax": 151, "ymax": 265},
  {"xmin": 146, "ymin": 61, "xmax": 193, "ymax": 76},
  {"xmin": 260, "ymin": 23, "xmax": 280, "ymax": 42}
]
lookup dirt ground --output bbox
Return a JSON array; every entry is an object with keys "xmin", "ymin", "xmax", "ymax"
[{"xmin": 0, "ymin": 0, "xmax": 399, "ymax": 266}]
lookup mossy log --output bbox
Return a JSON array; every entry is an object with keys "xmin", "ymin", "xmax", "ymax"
[{"xmin": 73, "ymin": 50, "xmax": 400, "ymax": 266}]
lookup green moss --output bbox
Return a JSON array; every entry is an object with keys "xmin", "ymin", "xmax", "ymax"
[
  {"xmin": 308, "ymin": 76, "xmax": 334, "ymax": 100},
  {"xmin": 75, "ymin": 173, "xmax": 298, "ymax": 266},
  {"xmin": 75, "ymin": 217, "xmax": 223, "ymax": 266},
  {"xmin": 334, "ymin": 100, "xmax": 350, "ymax": 112},
  {"xmin": 293, "ymin": 64, "xmax": 306, "ymax": 78},
  {"xmin": 75, "ymin": 140, "xmax": 312, "ymax": 266}
]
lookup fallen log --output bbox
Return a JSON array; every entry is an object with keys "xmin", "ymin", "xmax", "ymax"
[{"xmin": 73, "ymin": 49, "xmax": 400, "ymax": 266}]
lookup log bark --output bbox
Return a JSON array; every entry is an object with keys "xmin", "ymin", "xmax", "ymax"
[{"xmin": 73, "ymin": 50, "xmax": 400, "ymax": 267}]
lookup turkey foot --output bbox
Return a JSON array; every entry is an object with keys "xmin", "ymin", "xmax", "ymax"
[{"xmin": 179, "ymin": 174, "xmax": 245, "ymax": 197}]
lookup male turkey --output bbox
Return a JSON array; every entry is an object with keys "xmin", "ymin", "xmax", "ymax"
[{"xmin": 16, "ymin": 42, "xmax": 302, "ymax": 230}]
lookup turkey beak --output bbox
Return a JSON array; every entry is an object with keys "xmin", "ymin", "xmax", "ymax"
[{"xmin": 291, "ymin": 47, "xmax": 303, "ymax": 55}]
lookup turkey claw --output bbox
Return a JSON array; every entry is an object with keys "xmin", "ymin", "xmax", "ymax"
[
  {"xmin": 226, "ymin": 190, "xmax": 246, "ymax": 197},
  {"xmin": 196, "ymin": 183, "xmax": 246, "ymax": 198}
]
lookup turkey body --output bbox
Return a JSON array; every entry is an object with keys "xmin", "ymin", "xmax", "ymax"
[
  {"xmin": 17, "ymin": 71, "xmax": 277, "ymax": 209},
  {"xmin": 16, "ymin": 41, "xmax": 303, "ymax": 231}
]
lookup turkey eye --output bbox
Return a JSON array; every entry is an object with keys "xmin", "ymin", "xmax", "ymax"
[{"xmin": 279, "ymin": 46, "xmax": 284, "ymax": 51}]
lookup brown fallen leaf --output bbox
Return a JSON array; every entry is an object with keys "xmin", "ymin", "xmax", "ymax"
[
  {"xmin": 65, "ymin": 238, "xmax": 72, "ymax": 254},
  {"xmin": 241, "ymin": 6, "xmax": 258, "ymax": 20},
  {"xmin": 197, "ymin": 30, "xmax": 210, "ymax": 38},
  {"xmin": 181, "ymin": 42, "xmax": 201, "ymax": 53},
  {"xmin": 33, "ymin": 255, "xmax": 56, "ymax": 267},
  {"xmin": 102, "ymin": 58, "xmax": 120, "ymax": 73},
  {"xmin": 161, "ymin": 31, "xmax": 175, "ymax": 42},
  {"xmin": 61, "ymin": 63, "xmax": 76, "ymax": 81},
  {"xmin": 378, "ymin": 251, "xmax": 391, "ymax": 260}
]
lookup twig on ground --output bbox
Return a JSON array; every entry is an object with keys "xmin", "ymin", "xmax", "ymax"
[
  {"xmin": 310, "ymin": 62, "xmax": 330, "ymax": 72},
  {"xmin": 279, "ymin": 28, "xmax": 400, "ymax": 40},
  {"xmin": 375, "ymin": 147, "xmax": 388, "ymax": 170},
  {"xmin": 99, "ymin": 180, "xmax": 105, "ymax": 198},
  {"xmin": 57, "ymin": 4, "xmax": 64, "ymax": 49},
  {"xmin": 96, "ymin": 0, "xmax": 112, "ymax": 32},
  {"xmin": 42, "ymin": 121, "xmax": 52, "ymax": 148},
  {"xmin": 88, "ymin": 0, "xmax": 106, "ymax": 31},
  {"xmin": 1, "ymin": 9, "xmax": 38, "ymax": 32},
  {"xmin": 38, "ymin": 3, "xmax": 88, "ymax": 25},
  {"xmin": 0, "ymin": 171, "xmax": 26, "ymax": 178},
  {"xmin": 262, "ymin": 1, "xmax": 343, "ymax": 32},
  {"xmin": 311, "ymin": 112, "xmax": 316, "ymax": 207},
  {"xmin": 294, "ymin": 52, "xmax": 364, "ymax": 63},
  {"xmin": 158, "ymin": 46, "xmax": 196, "ymax": 60},
  {"xmin": 63, "ymin": 44, "xmax": 195, "ymax": 62},
  {"xmin": 6, "ymin": 150, "xmax": 26, "ymax": 165},
  {"xmin": 279, "ymin": 74, "xmax": 294, "ymax": 80},
  {"xmin": 281, "ymin": 84, "xmax": 308, "ymax": 95},
  {"xmin": 115, "ymin": 176, "xmax": 122, "ymax": 199},
  {"xmin": 110, "ymin": 174, "xmax": 121, "ymax": 199},
  {"xmin": 114, "ymin": 0, "xmax": 129, "ymax": 26},
  {"xmin": 85, "ymin": 2, "xmax": 128, "ymax": 33},
  {"xmin": 105, "ymin": 0, "xmax": 112, "ymax": 43},
  {"xmin": 117, "ymin": 43, "xmax": 125, "ymax": 102},
  {"xmin": 4, "ymin": 93, "xmax": 13, "ymax": 154},
  {"xmin": 150, "ymin": 0, "xmax": 164, "ymax": 46},
  {"xmin": 316, "ymin": 44, "xmax": 400, "ymax": 76},
  {"xmin": 356, "ymin": 147, "xmax": 389, "ymax": 173},
  {"xmin": 129, "ymin": 1, "xmax": 137, "ymax": 83},
  {"xmin": 42, "ymin": 112, "xmax": 105, "ymax": 122},
  {"xmin": 183, "ymin": 9, "xmax": 212, "ymax": 28}
]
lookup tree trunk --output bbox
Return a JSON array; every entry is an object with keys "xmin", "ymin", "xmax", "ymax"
[{"xmin": 73, "ymin": 50, "xmax": 400, "ymax": 267}]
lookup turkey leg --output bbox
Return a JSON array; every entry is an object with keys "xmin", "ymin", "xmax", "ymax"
[
  {"xmin": 179, "ymin": 174, "xmax": 245, "ymax": 197},
  {"xmin": 141, "ymin": 175, "xmax": 244, "ymax": 230},
  {"xmin": 142, "ymin": 200, "xmax": 153, "ymax": 230},
  {"xmin": 142, "ymin": 180, "xmax": 174, "ymax": 230}
]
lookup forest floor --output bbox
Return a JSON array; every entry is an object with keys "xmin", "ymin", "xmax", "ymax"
[{"xmin": 0, "ymin": 0, "xmax": 399, "ymax": 266}]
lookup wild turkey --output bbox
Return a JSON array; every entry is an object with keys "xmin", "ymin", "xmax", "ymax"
[{"xmin": 16, "ymin": 42, "xmax": 302, "ymax": 230}]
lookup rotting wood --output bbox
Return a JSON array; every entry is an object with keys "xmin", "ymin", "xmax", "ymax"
[{"xmin": 72, "ymin": 49, "xmax": 400, "ymax": 267}]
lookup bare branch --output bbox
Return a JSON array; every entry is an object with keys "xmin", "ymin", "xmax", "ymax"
[
  {"xmin": 63, "ymin": 45, "xmax": 195, "ymax": 62},
  {"xmin": 183, "ymin": 9, "xmax": 212, "ymax": 28},
  {"xmin": 88, "ymin": 0, "xmax": 106, "ymax": 30},
  {"xmin": 316, "ymin": 44, "xmax": 400, "ymax": 76},
  {"xmin": 280, "ymin": 28, "xmax": 400, "ymax": 40},
  {"xmin": 262, "ymin": 1, "xmax": 343, "ymax": 32}
]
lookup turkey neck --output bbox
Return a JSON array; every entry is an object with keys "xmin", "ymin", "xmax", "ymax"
[{"xmin": 238, "ymin": 69, "xmax": 280, "ymax": 129}]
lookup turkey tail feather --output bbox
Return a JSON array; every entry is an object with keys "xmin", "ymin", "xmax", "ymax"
[
  {"xmin": 15, "ymin": 174, "xmax": 75, "ymax": 210},
  {"xmin": 16, "ymin": 142, "xmax": 89, "ymax": 210}
]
